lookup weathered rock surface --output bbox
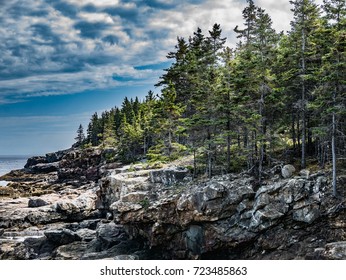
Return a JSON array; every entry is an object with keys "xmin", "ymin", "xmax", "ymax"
[
  {"xmin": 98, "ymin": 166, "xmax": 346, "ymax": 260},
  {"xmin": 1, "ymin": 147, "xmax": 345, "ymax": 260},
  {"xmin": 281, "ymin": 164, "xmax": 296, "ymax": 178},
  {"xmin": 28, "ymin": 197, "xmax": 50, "ymax": 208}
]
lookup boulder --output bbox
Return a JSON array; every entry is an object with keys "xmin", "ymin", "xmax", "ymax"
[
  {"xmin": 292, "ymin": 204, "xmax": 320, "ymax": 224},
  {"xmin": 24, "ymin": 156, "xmax": 47, "ymax": 168},
  {"xmin": 28, "ymin": 198, "xmax": 49, "ymax": 208},
  {"xmin": 44, "ymin": 229, "xmax": 81, "ymax": 246},
  {"xmin": 281, "ymin": 164, "xmax": 296, "ymax": 178},
  {"xmin": 31, "ymin": 162, "xmax": 59, "ymax": 173}
]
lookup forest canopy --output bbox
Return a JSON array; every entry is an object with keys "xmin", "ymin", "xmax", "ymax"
[{"xmin": 76, "ymin": 0, "xmax": 345, "ymax": 196}]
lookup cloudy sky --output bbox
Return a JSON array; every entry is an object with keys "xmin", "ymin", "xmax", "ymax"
[{"xmin": 0, "ymin": 0, "xmax": 323, "ymax": 156}]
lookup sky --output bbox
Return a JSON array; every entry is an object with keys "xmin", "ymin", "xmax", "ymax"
[{"xmin": 0, "ymin": 0, "xmax": 324, "ymax": 156}]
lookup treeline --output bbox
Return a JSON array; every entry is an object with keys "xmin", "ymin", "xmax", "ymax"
[{"xmin": 78, "ymin": 0, "xmax": 345, "ymax": 195}]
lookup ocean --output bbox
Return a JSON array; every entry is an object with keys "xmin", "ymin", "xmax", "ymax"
[{"xmin": 0, "ymin": 155, "xmax": 29, "ymax": 186}]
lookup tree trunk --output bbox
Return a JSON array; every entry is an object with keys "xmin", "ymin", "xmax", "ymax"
[
  {"xmin": 292, "ymin": 111, "xmax": 297, "ymax": 151},
  {"xmin": 332, "ymin": 111, "xmax": 337, "ymax": 197},
  {"xmin": 301, "ymin": 25, "xmax": 307, "ymax": 169}
]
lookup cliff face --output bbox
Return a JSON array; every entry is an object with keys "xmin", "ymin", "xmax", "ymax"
[
  {"xmin": 1, "ymin": 147, "xmax": 346, "ymax": 260},
  {"xmin": 98, "ymin": 165, "xmax": 346, "ymax": 259}
]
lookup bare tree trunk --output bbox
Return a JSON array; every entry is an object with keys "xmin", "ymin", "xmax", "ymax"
[
  {"xmin": 332, "ymin": 111, "xmax": 337, "ymax": 197},
  {"xmin": 301, "ymin": 26, "xmax": 307, "ymax": 169},
  {"xmin": 332, "ymin": 85, "xmax": 337, "ymax": 196},
  {"xmin": 292, "ymin": 112, "xmax": 297, "ymax": 151}
]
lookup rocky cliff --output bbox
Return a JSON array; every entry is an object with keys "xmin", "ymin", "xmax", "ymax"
[{"xmin": 0, "ymin": 147, "xmax": 345, "ymax": 260}]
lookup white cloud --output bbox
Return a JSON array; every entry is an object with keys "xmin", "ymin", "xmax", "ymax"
[
  {"xmin": 66, "ymin": 0, "xmax": 120, "ymax": 7},
  {"xmin": 0, "ymin": 0, "xmax": 320, "ymax": 103}
]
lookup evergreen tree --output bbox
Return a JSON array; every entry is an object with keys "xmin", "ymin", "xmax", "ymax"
[
  {"xmin": 75, "ymin": 124, "xmax": 85, "ymax": 146},
  {"xmin": 87, "ymin": 112, "xmax": 102, "ymax": 146},
  {"xmin": 312, "ymin": 0, "xmax": 346, "ymax": 196},
  {"xmin": 289, "ymin": 0, "xmax": 321, "ymax": 168}
]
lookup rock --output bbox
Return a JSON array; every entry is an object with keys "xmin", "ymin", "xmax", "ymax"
[
  {"xmin": 292, "ymin": 204, "xmax": 320, "ymax": 224},
  {"xmin": 57, "ymin": 148, "xmax": 103, "ymax": 183},
  {"xmin": 46, "ymin": 149, "xmax": 69, "ymax": 163},
  {"xmin": 44, "ymin": 229, "xmax": 81, "ymax": 246},
  {"xmin": 185, "ymin": 225, "xmax": 203, "ymax": 256},
  {"xmin": 54, "ymin": 190, "xmax": 96, "ymax": 219},
  {"xmin": 114, "ymin": 255, "xmax": 138, "ymax": 260},
  {"xmin": 24, "ymin": 156, "xmax": 47, "ymax": 168},
  {"xmin": 76, "ymin": 228, "xmax": 96, "ymax": 242},
  {"xmin": 0, "ymin": 228, "xmax": 4, "ymax": 236},
  {"xmin": 299, "ymin": 169, "xmax": 310, "ymax": 179},
  {"xmin": 96, "ymin": 222, "xmax": 128, "ymax": 250},
  {"xmin": 281, "ymin": 164, "xmax": 296, "ymax": 178},
  {"xmin": 28, "ymin": 198, "xmax": 49, "ymax": 208},
  {"xmin": 150, "ymin": 167, "xmax": 190, "ymax": 186},
  {"xmin": 55, "ymin": 241, "xmax": 90, "ymax": 260},
  {"xmin": 31, "ymin": 162, "xmax": 59, "ymax": 173},
  {"xmin": 321, "ymin": 242, "xmax": 346, "ymax": 260},
  {"xmin": 78, "ymin": 219, "xmax": 100, "ymax": 230},
  {"xmin": 249, "ymin": 205, "xmax": 285, "ymax": 231},
  {"xmin": 23, "ymin": 236, "xmax": 56, "ymax": 259}
]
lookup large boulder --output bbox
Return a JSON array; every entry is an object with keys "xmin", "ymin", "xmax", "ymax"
[
  {"xmin": 28, "ymin": 198, "xmax": 49, "ymax": 208},
  {"xmin": 281, "ymin": 164, "xmax": 296, "ymax": 178},
  {"xmin": 24, "ymin": 156, "xmax": 47, "ymax": 168}
]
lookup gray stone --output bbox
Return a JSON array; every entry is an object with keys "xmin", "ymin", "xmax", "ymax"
[
  {"xmin": 76, "ymin": 228, "xmax": 96, "ymax": 242},
  {"xmin": 249, "ymin": 205, "xmax": 285, "ymax": 231},
  {"xmin": 185, "ymin": 225, "xmax": 203, "ymax": 256},
  {"xmin": 299, "ymin": 169, "xmax": 310, "ymax": 179},
  {"xmin": 114, "ymin": 255, "xmax": 138, "ymax": 260},
  {"xmin": 281, "ymin": 164, "xmax": 296, "ymax": 178},
  {"xmin": 55, "ymin": 241, "xmax": 89, "ymax": 260},
  {"xmin": 28, "ymin": 198, "xmax": 49, "ymax": 208},
  {"xmin": 150, "ymin": 167, "xmax": 190, "ymax": 186},
  {"xmin": 96, "ymin": 222, "xmax": 128, "ymax": 250},
  {"xmin": 31, "ymin": 162, "xmax": 59, "ymax": 173},
  {"xmin": 322, "ymin": 242, "xmax": 346, "ymax": 260},
  {"xmin": 24, "ymin": 156, "xmax": 47, "ymax": 168},
  {"xmin": 44, "ymin": 229, "xmax": 81, "ymax": 245},
  {"xmin": 292, "ymin": 205, "xmax": 320, "ymax": 224}
]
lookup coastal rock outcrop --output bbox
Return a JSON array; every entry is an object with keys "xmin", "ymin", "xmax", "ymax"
[
  {"xmin": 98, "ymin": 166, "xmax": 346, "ymax": 259},
  {"xmin": 1, "ymin": 147, "xmax": 345, "ymax": 260}
]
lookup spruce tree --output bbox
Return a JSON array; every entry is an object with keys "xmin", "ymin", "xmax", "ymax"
[{"xmin": 75, "ymin": 124, "xmax": 85, "ymax": 146}]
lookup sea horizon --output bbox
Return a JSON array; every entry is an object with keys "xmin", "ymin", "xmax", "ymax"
[{"xmin": 0, "ymin": 156, "xmax": 30, "ymax": 180}]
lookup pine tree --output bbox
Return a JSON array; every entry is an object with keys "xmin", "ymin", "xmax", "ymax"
[
  {"xmin": 289, "ymin": 0, "xmax": 321, "ymax": 169},
  {"xmin": 75, "ymin": 124, "xmax": 85, "ymax": 146},
  {"xmin": 87, "ymin": 112, "xmax": 102, "ymax": 146},
  {"xmin": 312, "ymin": 0, "xmax": 346, "ymax": 196}
]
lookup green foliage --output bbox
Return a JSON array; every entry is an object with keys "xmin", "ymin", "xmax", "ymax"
[
  {"xmin": 79, "ymin": 0, "xmax": 345, "ymax": 188},
  {"xmin": 139, "ymin": 198, "xmax": 150, "ymax": 209},
  {"xmin": 147, "ymin": 142, "xmax": 188, "ymax": 163}
]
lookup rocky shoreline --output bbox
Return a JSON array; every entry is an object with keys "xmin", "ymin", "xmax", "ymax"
[{"xmin": 1, "ymin": 147, "xmax": 346, "ymax": 260}]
